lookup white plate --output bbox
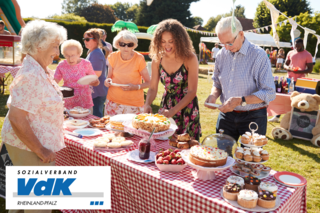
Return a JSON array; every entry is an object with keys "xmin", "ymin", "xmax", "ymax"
[
  {"xmin": 234, "ymin": 154, "xmax": 268, "ymax": 164},
  {"xmin": 94, "ymin": 144, "xmax": 134, "ymax": 151},
  {"xmin": 221, "ymin": 189, "xmax": 281, "ymax": 212},
  {"xmin": 77, "ymin": 75, "xmax": 98, "ymax": 85},
  {"xmin": 64, "ymin": 120, "xmax": 89, "ymax": 129},
  {"xmin": 73, "ymin": 128, "xmax": 103, "ymax": 137},
  {"xmin": 205, "ymin": 102, "xmax": 221, "ymax": 108},
  {"xmin": 127, "ymin": 150, "xmax": 155, "ymax": 163},
  {"xmin": 273, "ymin": 177, "xmax": 301, "ymax": 188},
  {"xmin": 89, "ymin": 124, "xmax": 107, "ymax": 129},
  {"xmin": 68, "ymin": 110, "xmax": 91, "ymax": 118},
  {"xmin": 110, "ymin": 82, "xmax": 129, "ymax": 87},
  {"xmin": 157, "ymin": 137, "xmax": 169, "ymax": 141},
  {"xmin": 229, "ymin": 166, "xmax": 269, "ymax": 179}
]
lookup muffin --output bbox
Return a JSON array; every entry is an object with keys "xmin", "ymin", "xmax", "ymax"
[
  {"xmin": 261, "ymin": 166, "xmax": 271, "ymax": 175},
  {"xmin": 258, "ymin": 189, "xmax": 277, "ymax": 208},
  {"xmin": 241, "ymin": 135, "xmax": 251, "ymax": 144},
  {"xmin": 223, "ymin": 183, "xmax": 242, "ymax": 201},
  {"xmin": 243, "ymin": 150, "xmax": 253, "ymax": 162},
  {"xmin": 169, "ymin": 134, "xmax": 178, "ymax": 147},
  {"xmin": 237, "ymin": 189, "xmax": 258, "ymax": 209},
  {"xmin": 253, "ymin": 137, "xmax": 264, "ymax": 146},
  {"xmin": 188, "ymin": 138, "xmax": 200, "ymax": 147},
  {"xmin": 244, "ymin": 176, "xmax": 261, "ymax": 192},
  {"xmin": 235, "ymin": 147, "xmax": 244, "ymax": 152},
  {"xmin": 259, "ymin": 182, "xmax": 278, "ymax": 195},
  {"xmin": 236, "ymin": 149, "xmax": 244, "ymax": 159},
  {"xmin": 252, "ymin": 151, "xmax": 262, "ymax": 162},
  {"xmin": 177, "ymin": 142, "xmax": 190, "ymax": 149},
  {"xmin": 260, "ymin": 135, "xmax": 268, "ymax": 145},
  {"xmin": 226, "ymin": 176, "xmax": 245, "ymax": 188},
  {"xmin": 261, "ymin": 150, "xmax": 269, "ymax": 161}
]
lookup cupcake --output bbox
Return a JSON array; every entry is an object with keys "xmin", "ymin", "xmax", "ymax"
[
  {"xmin": 237, "ymin": 189, "xmax": 258, "ymax": 209},
  {"xmin": 244, "ymin": 176, "xmax": 261, "ymax": 192},
  {"xmin": 253, "ymin": 136, "xmax": 264, "ymax": 146},
  {"xmin": 243, "ymin": 150, "xmax": 253, "ymax": 162},
  {"xmin": 258, "ymin": 189, "xmax": 277, "ymax": 208},
  {"xmin": 261, "ymin": 166, "xmax": 271, "ymax": 175},
  {"xmin": 235, "ymin": 147, "xmax": 244, "ymax": 152},
  {"xmin": 223, "ymin": 183, "xmax": 242, "ymax": 201},
  {"xmin": 226, "ymin": 176, "xmax": 245, "ymax": 188},
  {"xmin": 252, "ymin": 151, "xmax": 262, "ymax": 162},
  {"xmin": 244, "ymin": 147, "xmax": 251, "ymax": 151},
  {"xmin": 252, "ymin": 133, "xmax": 260, "ymax": 139},
  {"xmin": 241, "ymin": 135, "xmax": 251, "ymax": 144},
  {"xmin": 261, "ymin": 150, "xmax": 269, "ymax": 161},
  {"xmin": 236, "ymin": 149, "xmax": 244, "ymax": 159},
  {"xmin": 259, "ymin": 182, "xmax": 278, "ymax": 195},
  {"xmin": 260, "ymin": 135, "xmax": 268, "ymax": 145},
  {"xmin": 245, "ymin": 131, "xmax": 252, "ymax": 137}
]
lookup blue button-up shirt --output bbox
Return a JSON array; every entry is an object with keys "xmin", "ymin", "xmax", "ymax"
[{"xmin": 212, "ymin": 38, "xmax": 276, "ymax": 111}]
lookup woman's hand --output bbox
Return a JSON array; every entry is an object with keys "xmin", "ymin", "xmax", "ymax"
[
  {"xmin": 36, "ymin": 147, "xmax": 56, "ymax": 163},
  {"xmin": 160, "ymin": 109, "xmax": 175, "ymax": 118},
  {"xmin": 104, "ymin": 78, "xmax": 112, "ymax": 87},
  {"xmin": 144, "ymin": 104, "xmax": 152, "ymax": 113},
  {"xmin": 89, "ymin": 79, "xmax": 100, "ymax": 86},
  {"xmin": 121, "ymin": 83, "xmax": 138, "ymax": 91}
]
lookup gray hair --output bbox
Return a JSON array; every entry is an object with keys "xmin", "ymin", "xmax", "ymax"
[
  {"xmin": 113, "ymin": 30, "xmax": 138, "ymax": 50},
  {"xmin": 61, "ymin": 39, "xmax": 83, "ymax": 56},
  {"xmin": 215, "ymin": 17, "xmax": 243, "ymax": 37},
  {"xmin": 21, "ymin": 20, "xmax": 67, "ymax": 55}
]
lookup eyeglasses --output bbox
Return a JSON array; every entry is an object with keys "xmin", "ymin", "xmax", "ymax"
[
  {"xmin": 224, "ymin": 33, "xmax": 239, "ymax": 47},
  {"xmin": 119, "ymin": 42, "xmax": 134, "ymax": 47},
  {"xmin": 82, "ymin": 38, "xmax": 94, "ymax": 42}
]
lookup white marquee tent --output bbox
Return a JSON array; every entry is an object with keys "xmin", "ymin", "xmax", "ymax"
[{"xmin": 200, "ymin": 32, "xmax": 291, "ymax": 48}]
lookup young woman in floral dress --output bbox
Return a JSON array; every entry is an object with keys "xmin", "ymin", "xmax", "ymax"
[{"xmin": 144, "ymin": 19, "xmax": 202, "ymax": 140}]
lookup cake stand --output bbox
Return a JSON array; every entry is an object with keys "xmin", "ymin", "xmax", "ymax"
[{"xmin": 181, "ymin": 150, "xmax": 235, "ymax": 180}]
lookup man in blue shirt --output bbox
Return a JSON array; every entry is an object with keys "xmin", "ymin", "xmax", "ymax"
[{"xmin": 205, "ymin": 17, "xmax": 276, "ymax": 141}]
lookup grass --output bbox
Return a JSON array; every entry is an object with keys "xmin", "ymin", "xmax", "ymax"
[{"xmin": 0, "ymin": 64, "xmax": 319, "ymax": 212}]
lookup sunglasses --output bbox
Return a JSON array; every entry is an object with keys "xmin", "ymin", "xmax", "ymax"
[
  {"xmin": 82, "ymin": 38, "xmax": 94, "ymax": 42},
  {"xmin": 119, "ymin": 42, "xmax": 134, "ymax": 47}
]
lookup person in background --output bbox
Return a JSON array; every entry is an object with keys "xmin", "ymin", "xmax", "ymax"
[
  {"xmin": 269, "ymin": 38, "xmax": 313, "ymax": 122},
  {"xmin": 265, "ymin": 49, "xmax": 270, "ymax": 58},
  {"xmin": 100, "ymin": 29, "xmax": 113, "ymax": 62},
  {"xmin": 145, "ymin": 19, "xmax": 202, "ymax": 140},
  {"xmin": 104, "ymin": 30, "xmax": 150, "ymax": 116},
  {"xmin": 205, "ymin": 17, "xmax": 275, "ymax": 141},
  {"xmin": 1, "ymin": 20, "xmax": 67, "ymax": 213},
  {"xmin": 211, "ymin": 43, "xmax": 220, "ymax": 63},
  {"xmin": 0, "ymin": 20, "xmax": 11, "ymax": 35},
  {"xmin": 84, "ymin": 28, "xmax": 108, "ymax": 117},
  {"xmin": 275, "ymin": 48, "xmax": 285, "ymax": 72},
  {"xmin": 54, "ymin": 39, "xmax": 99, "ymax": 110}
]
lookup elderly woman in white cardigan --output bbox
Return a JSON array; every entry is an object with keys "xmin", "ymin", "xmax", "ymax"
[{"xmin": 1, "ymin": 20, "xmax": 67, "ymax": 171}]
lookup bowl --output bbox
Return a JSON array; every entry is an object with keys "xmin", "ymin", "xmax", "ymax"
[{"xmin": 155, "ymin": 159, "xmax": 187, "ymax": 173}]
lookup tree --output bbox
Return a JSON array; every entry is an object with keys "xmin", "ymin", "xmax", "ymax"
[
  {"xmin": 253, "ymin": 0, "xmax": 312, "ymax": 28},
  {"xmin": 135, "ymin": 0, "xmax": 200, "ymax": 27},
  {"xmin": 78, "ymin": 3, "xmax": 117, "ymax": 23},
  {"xmin": 109, "ymin": 2, "xmax": 131, "ymax": 21},
  {"xmin": 61, "ymin": 0, "xmax": 97, "ymax": 15},
  {"xmin": 126, "ymin": 4, "xmax": 139, "ymax": 22},
  {"xmin": 49, "ymin": 13, "xmax": 87, "ymax": 22},
  {"xmin": 192, "ymin": 16, "xmax": 203, "ymax": 26},
  {"xmin": 203, "ymin": 5, "xmax": 245, "ymax": 31}
]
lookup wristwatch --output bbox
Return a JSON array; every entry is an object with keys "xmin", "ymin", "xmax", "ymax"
[{"xmin": 241, "ymin": 96, "xmax": 247, "ymax": 106}]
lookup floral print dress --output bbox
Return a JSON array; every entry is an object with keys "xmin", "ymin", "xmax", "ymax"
[{"xmin": 159, "ymin": 62, "xmax": 202, "ymax": 140}]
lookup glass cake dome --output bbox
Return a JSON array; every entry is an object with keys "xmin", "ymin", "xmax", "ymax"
[{"xmin": 201, "ymin": 129, "xmax": 237, "ymax": 157}]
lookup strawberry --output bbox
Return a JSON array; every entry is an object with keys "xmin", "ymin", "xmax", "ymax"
[
  {"xmin": 163, "ymin": 155, "xmax": 172, "ymax": 161},
  {"xmin": 163, "ymin": 160, "xmax": 169, "ymax": 164},
  {"xmin": 171, "ymin": 159, "xmax": 177, "ymax": 164},
  {"xmin": 157, "ymin": 159, "xmax": 163, "ymax": 164},
  {"xmin": 163, "ymin": 150, "xmax": 170, "ymax": 156},
  {"xmin": 174, "ymin": 149, "xmax": 180, "ymax": 153},
  {"xmin": 170, "ymin": 152, "xmax": 175, "ymax": 158},
  {"xmin": 177, "ymin": 158, "xmax": 185, "ymax": 165},
  {"xmin": 175, "ymin": 154, "xmax": 181, "ymax": 159},
  {"xmin": 158, "ymin": 157, "xmax": 163, "ymax": 162},
  {"xmin": 156, "ymin": 153, "xmax": 162, "ymax": 159}
]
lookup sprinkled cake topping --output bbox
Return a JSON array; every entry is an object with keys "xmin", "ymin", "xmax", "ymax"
[
  {"xmin": 227, "ymin": 176, "xmax": 244, "ymax": 186},
  {"xmin": 238, "ymin": 189, "xmax": 258, "ymax": 200},
  {"xmin": 260, "ymin": 181, "xmax": 278, "ymax": 192},
  {"xmin": 190, "ymin": 145, "xmax": 228, "ymax": 160}
]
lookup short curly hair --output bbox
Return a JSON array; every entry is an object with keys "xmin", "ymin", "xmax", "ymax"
[{"xmin": 149, "ymin": 19, "xmax": 195, "ymax": 61}]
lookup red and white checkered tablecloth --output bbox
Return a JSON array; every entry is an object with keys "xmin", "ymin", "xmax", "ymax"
[
  {"xmin": 0, "ymin": 65, "xmax": 20, "ymax": 78},
  {"xmin": 56, "ymin": 115, "xmax": 307, "ymax": 213}
]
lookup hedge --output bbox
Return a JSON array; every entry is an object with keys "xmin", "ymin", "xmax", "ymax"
[{"xmin": 23, "ymin": 18, "xmax": 215, "ymax": 58}]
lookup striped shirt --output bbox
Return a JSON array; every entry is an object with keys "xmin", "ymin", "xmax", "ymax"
[{"xmin": 212, "ymin": 38, "xmax": 276, "ymax": 111}]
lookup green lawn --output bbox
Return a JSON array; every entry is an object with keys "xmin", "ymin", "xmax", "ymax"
[{"xmin": 0, "ymin": 65, "xmax": 319, "ymax": 212}]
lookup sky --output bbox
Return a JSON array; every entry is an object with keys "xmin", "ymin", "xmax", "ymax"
[{"xmin": 17, "ymin": 0, "xmax": 320, "ymax": 26}]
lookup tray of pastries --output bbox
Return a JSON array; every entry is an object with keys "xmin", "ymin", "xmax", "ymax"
[
  {"xmin": 234, "ymin": 147, "xmax": 269, "ymax": 164},
  {"xmin": 230, "ymin": 159, "xmax": 271, "ymax": 179},
  {"xmin": 89, "ymin": 115, "xmax": 110, "ymax": 128},
  {"xmin": 93, "ymin": 133, "xmax": 134, "ymax": 151},
  {"xmin": 240, "ymin": 132, "xmax": 268, "ymax": 147},
  {"xmin": 169, "ymin": 133, "xmax": 199, "ymax": 149}
]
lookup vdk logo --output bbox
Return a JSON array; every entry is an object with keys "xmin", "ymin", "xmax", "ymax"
[{"xmin": 18, "ymin": 178, "xmax": 75, "ymax": 196}]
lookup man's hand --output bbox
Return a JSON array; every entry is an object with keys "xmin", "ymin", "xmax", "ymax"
[
  {"xmin": 204, "ymin": 95, "xmax": 218, "ymax": 109},
  {"xmin": 218, "ymin": 97, "xmax": 242, "ymax": 113}
]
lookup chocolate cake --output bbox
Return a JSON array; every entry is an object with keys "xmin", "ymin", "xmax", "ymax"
[{"xmin": 60, "ymin": 86, "xmax": 74, "ymax": 98}]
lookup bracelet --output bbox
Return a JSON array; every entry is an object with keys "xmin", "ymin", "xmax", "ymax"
[{"xmin": 138, "ymin": 85, "xmax": 141, "ymax": 90}]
